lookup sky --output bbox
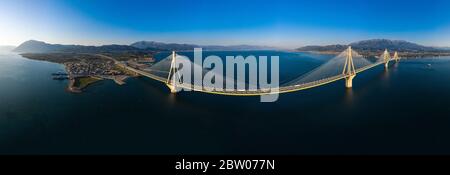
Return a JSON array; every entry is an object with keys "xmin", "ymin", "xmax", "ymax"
[{"xmin": 1, "ymin": 0, "xmax": 450, "ymax": 48}]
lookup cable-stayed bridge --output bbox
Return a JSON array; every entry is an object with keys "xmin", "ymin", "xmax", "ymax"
[{"xmin": 116, "ymin": 46, "xmax": 401, "ymax": 96}]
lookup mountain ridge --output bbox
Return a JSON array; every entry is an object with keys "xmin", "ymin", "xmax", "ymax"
[
  {"xmin": 13, "ymin": 40, "xmax": 277, "ymax": 54},
  {"xmin": 297, "ymin": 39, "xmax": 442, "ymax": 53},
  {"xmin": 130, "ymin": 41, "xmax": 276, "ymax": 51},
  {"xmin": 13, "ymin": 40, "xmax": 147, "ymax": 53}
]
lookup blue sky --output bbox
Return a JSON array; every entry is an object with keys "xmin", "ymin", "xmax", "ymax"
[{"xmin": 1, "ymin": 0, "xmax": 450, "ymax": 48}]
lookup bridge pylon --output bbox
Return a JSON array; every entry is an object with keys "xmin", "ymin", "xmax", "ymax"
[
  {"xmin": 166, "ymin": 51, "xmax": 177, "ymax": 93},
  {"xmin": 383, "ymin": 49, "xmax": 391, "ymax": 69},
  {"xmin": 343, "ymin": 46, "xmax": 356, "ymax": 88},
  {"xmin": 393, "ymin": 51, "xmax": 400, "ymax": 63}
]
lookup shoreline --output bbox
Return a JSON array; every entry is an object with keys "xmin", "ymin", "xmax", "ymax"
[
  {"xmin": 66, "ymin": 75, "xmax": 132, "ymax": 93},
  {"xmin": 66, "ymin": 76, "xmax": 102, "ymax": 93},
  {"xmin": 62, "ymin": 62, "xmax": 133, "ymax": 93}
]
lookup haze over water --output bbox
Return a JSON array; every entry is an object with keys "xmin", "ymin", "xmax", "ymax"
[{"xmin": 1, "ymin": 50, "xmax": 450, "ymax": 154}]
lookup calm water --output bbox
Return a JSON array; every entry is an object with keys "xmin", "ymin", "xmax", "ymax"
[{"xmin": 1, "ymin": 50, "xmax": 450, "ymax": 155}]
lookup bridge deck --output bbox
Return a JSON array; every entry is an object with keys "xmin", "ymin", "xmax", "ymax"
[{"xmin": 120, "ymin": 60, "xmax": 390, "ymax": 96}]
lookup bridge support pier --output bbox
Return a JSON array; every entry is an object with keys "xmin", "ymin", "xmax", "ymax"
[
  {"xmin": 383, "ymin": 49, "xmax": 390, "ymax": 70},
  {"xmin": 166, "ymin": 51, "xmax": 178, "ymax": 94},
  {"xmin": 345, "ymin": 75, "xmax": 355, "ymax": 88},
  {"xmin": 166, "ymin": 84, "xmax": 177, "ymax": 93},
  {"xmin": 394, "ymin": 51, "xmax": 400, "ymax": 63}
]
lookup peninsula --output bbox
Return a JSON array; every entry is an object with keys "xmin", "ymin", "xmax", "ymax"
[{"xmin": 14, "ymin": 40, "xmax": 156, "ymax": 92}]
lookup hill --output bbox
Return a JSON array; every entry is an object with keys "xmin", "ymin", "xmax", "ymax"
[
  {"xmin": 131, "ymin": 41, "xmax": 198, "ymax": 51},
  {"xmin": 297, "ymin": 39, "xmax": 443, "ymax": 53},
  {"xmin": 130, "ymin": 41, "xmax": 276, "ymax": 51},
  {"xmin": 13, "ymin": 40, "xmax": 148, "ymax": 53},
  {"xmin": 14, "ymin": 40, "xmax": 276, "ymax": 54}
]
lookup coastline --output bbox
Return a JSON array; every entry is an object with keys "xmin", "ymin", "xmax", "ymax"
[
  {"xmin": 66, "ymin": 76, "xmax": 102, "ymax": 93},
  {"xmin": 14, "ymin": 53, "xmax": 138, "ymax": 93},
  {"xmin": 66, "ymin": 74, "xmax": 132, "ymax": 93},
  {"xmin": 59, "ymin": 60, "xmax": 133, "ymax": 93}
]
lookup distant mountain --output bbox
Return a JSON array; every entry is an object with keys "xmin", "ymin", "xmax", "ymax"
[
  {"xmin": 297, "ymin": 44, "xmax": 348, "ymax": 52},
  {"xmin": 202, "ymin": 44, "xmax": 277, "ymax": 51},
  {"xmin": 13, "ymin": 40, "xmax": 63, "ymax": 53},
  {"xmin": 14, "ymin": 40, "xmax": 275, "ymax": 54},
  {"xmin": 131, "ymin": 41, "xmax": 198, "ymax": 51},
  {"xmin": 130, "ymin": 41, "xmax": 276, "ymax": 51},
  {"xmin": 297, "ymin": 39, "xmax": 442, "ymax": 53},
  {"xmin": 13, "ymin": 40, "xmax": 148, "ymax": 53},
  {"xmin": 350, "ymin": 39, "xmax": 438, "ymax": 52}
]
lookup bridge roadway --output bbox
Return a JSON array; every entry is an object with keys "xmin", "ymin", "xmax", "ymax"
[{"xmin": 116, "ymin": 58, "xmax": 394, "ymax": 96}]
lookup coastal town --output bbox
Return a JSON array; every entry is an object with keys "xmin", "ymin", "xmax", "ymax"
[
  {"xmin": 23, "ymin": 52, "xmax": 154, "ymax": 93},
  {"xmin": 64, "ymin": 56, "xmax": 156, "ymax": 93}
]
